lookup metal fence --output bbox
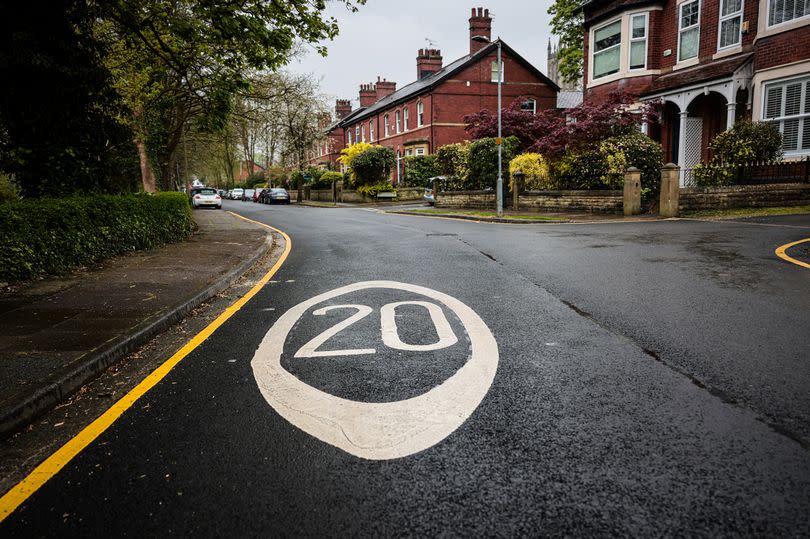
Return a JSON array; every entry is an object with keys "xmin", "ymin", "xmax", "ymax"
[{"xmin": 684, "ymin": 157, "xmax": 810, "ymax": 187}]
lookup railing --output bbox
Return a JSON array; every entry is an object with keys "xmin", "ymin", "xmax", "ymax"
[{"xmin": 684, "ymin": 157, "xmax": 810, "ymax": 187}]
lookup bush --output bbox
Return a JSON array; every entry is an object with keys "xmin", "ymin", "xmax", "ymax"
[
  {"xmin": 466, "ymin": 136, "xmax": 519, "ymax": 190},
  {"xmin": 599, "ymin": 131, "xmax": 664, "ymax": 198},
  {"xmin": 337, "ymin": 142, "xmax": 374, "ymax": 184},
  {"xmin": 508, "ymin": 153, "xmax": 552, "ymax": 190},
  {"xmin": 304, "ymin": 166, "xmax": 325, "ymax": 185},
  {"xmin": 552, "ymin": 150, "xmax": 611, "ymax": 190},
  {"xmin": 289, "ymin": 170, "xmax": 304, "ymax": 189},
  {"xmin": 313, "ymin": 171, "xmax": 343, "ymax": 190},
  {"xmin": 402, "ymin": 155, "xmax": 439, "ymax": 187},
  {"xmin": 351, "ymin": 146, "xmax": 396, "ymax": 186},
  {"xmin": 0, "ymin": 192, "xmax": 193, "ymax": 283},
  {"xmin": 692, "ymin": 163, "xmax": 734, "ymax": 186},
  {"xmin": 0, "ymin": 173, "xmax": 20, "ymax": 203},
  {"xmin": 435, "ymin": 142, "xmax": 471, "ymax": 191},
  {"xmin": 356, "ymin": 181, "xmax": 395, "ymax": 198},
  {"xmin": 709, "ymin": 120, "xmax": 783, "ymax": 165}
]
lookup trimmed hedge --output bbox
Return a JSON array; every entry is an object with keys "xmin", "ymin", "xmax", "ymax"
[{"xmin": 0, "ymin": 192, "xmax": 194, "ymax": 282}]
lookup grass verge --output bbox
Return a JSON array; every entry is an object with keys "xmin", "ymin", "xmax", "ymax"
[
  {"xmin": 684, "ymin": 205, "xmax": 810, "ymax": 219},
  {"xmin": 404, "ymin": 209, "xmax": 564, "ymax": 221}
]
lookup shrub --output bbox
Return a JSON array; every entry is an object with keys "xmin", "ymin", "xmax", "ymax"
[
  {"xmin": 508, "ymin": 153, "xmax": 552, "ymax": 190},
  {"xmin": 709, "ymin": 120, "xmax": 783, "ymax": 165},
  {"xmin": 435, "ymin": 142, "xmax": 471, "ymax": 190},
  {"xmin": 313, "ymin": 171, "xmax": 343, "ymax": 190},
  {"xmin": 337, "ymin": 142, "xmax": 374, "ymax": 183},
  {"xmin": 692, "ymin": 163, "xmax": 734, "ymax": 187},
  {"xmin": 599, "ymin": 131, "xmax": 664, "ymax": 198},
  {"xmin": 552, "ymin": 150, "xmax": 611, "ymax": 190},
  {"xmin": 402, "ymin": 155, "xmax": 439, "ymax": 187},
  {"xmin": 289, "ymin": 170, "xmax": 304, "ymax": 189},
  {"xmin": 351, "ymin": 146, "xmax": 396, "ymax": 186},
  {"xmin": 0, "ymin": 193, "xmax": 193, "ymax": 283},
  {"xmin": 304, "ymin": 166, "xmax": 325, "ymax": 185},
  {"xmin": 466, "ymin": 136, "xmax": 519, "ymax": 190},
  {"xmin": 0, "ymin": 173, "xmax": 20, "ymax": 203},
  {"xmin": 356, "ymin": 181, "xmax": 395, "ymax": 198}
]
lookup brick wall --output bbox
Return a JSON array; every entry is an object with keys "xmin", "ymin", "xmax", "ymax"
[
  {"xmin": 679, "ymin": 183, "xmax": 810, "ymax": 212},
  {"xmin": 755, "ymin": 25, "xmax": 810, "ymax": 71}
]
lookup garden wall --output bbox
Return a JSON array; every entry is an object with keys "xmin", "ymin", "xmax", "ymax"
[
  {"xmin": 436, "ymin": 191, "xmax": 496, "ymax": 209},
  {"xmin": 679, "ymin": 183, "xmax": 810, "ymax": 212},
  {"xmin": 519, "ymin": 190, "xmax": 623, "ymax": 214}
]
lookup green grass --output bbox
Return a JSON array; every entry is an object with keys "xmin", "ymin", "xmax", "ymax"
[
  {"xmin": 685, "ymin": 205, "xmax": 810, "ymax": 219},
  {"xmin": 404, "ymin": 209, "xmax": 563, "ymax": 221}
]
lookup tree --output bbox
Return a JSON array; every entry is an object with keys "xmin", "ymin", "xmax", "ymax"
[
  {"xmin": 464, "ymin": 99, "xmax": 565, "ymax": 152},
  {"xmin": 548, "ymin": 0, "xmax": 584, "ymax": 85},
  {"xmin": 351, "ymin": 147, "xmax": 396, "ymax": 186}
]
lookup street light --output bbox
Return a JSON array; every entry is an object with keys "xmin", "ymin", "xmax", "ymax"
[{"xmin": 471, "ymin": 34, "xmax": 503, "ymax": 217}]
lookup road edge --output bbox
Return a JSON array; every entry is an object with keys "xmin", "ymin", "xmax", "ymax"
[{"xmin": 0, "ymin": 217, "xmax": 274, "ymax": 439}]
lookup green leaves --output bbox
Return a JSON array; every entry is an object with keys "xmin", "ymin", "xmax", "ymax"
[{"xmin": 548, "ymin": 0, "xmax": 584, "ymax": 85}]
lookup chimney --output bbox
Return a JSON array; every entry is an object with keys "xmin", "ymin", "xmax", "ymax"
[
  {"xmin": 416, "ymin": 48, "xmax": 443, "ymax": 80},
  {"xmin": 359, "ymin": 83, "xmax": 377, "ymax": 107},
  {"xmin": 335, "ymin": 99, "xmax": 352, "ymax": 119},
  {"xmin": 469, "ymin": 7, "xmax": 492, "ymax": 54},
  {"xmin": 375, "ymin": 76, "xmax": 397, "ymax": 100}
]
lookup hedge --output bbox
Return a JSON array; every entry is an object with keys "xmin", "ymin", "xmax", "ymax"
[{"xmin": 0, "ymin": 192, "xmax": 194, "ymax": 283}]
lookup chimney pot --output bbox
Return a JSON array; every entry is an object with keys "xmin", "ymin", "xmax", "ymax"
[{"xmin": 469, "ymin": 6, "xmax": 493, "ymax": 54}]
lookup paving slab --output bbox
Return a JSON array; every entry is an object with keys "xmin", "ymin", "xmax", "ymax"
[{"xmin": 0, "ymin": 209, "xmax": 271, "ymax": 438}]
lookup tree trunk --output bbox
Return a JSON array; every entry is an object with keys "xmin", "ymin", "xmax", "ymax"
[{"xmin": 134, "ymin": 134, "xmax": 157, "ymax": 193}]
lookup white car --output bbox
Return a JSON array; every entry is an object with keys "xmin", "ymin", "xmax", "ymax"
[
  {"xmin": 231, "ymin": 188, "xmax": 244, "ymax": 201},
  {"xmin": 191, "ymin": 187, "xmax": 222, "ymax": 209}
]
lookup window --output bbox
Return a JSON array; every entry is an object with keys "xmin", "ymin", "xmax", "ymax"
[
  {"xmin": 417, "ymin": 102, "xmax": 424, "ymax": 127},
  {"xmin": 719, "ymin": 0, "xmax": 743, "ymax": 48},
  {"xmin": 593, "ymin": 20, "xmax": 621, "ymax": 78},
  {"xmin": 520, "ymin": 98, "xmax": 537, "ymax": 114},
  {"xmin": 415, "ymin": 147, "xmax": 425, "ymax": 156},
  {"xmin": 405, "ymin": 149, "xmax": 413, "ymax": 156},
  {"xmin": 355, "ymin": 126, "xmax": 359, "ymax": 143},
  {"xmin": 361, "ymin": 125, "xmax": 366, "ymax": 143},
  {"xmin": 396, "ymin": 110, "xmax": 401, "ymax": 133},
  {"xmin": 384, "ymin": 115, "xmax": 389, "ymax": 137},
  {"xmin": 348, "ymin": 130, "xmax": 353, "ymax": 145},
  {"xmin": 768, "ymin": 0, "xmax": 810, "ymax": 26},
  {"xmin": 369, "ymin": 120, "xmax": 374, "ymax": 142},
  {"xmin": 764, "ymin": 77, "xmax": 810, "ymax": 153},
  {"xmin": 678, "ymin": 0, "xmax": 700, "ymax": 62},
  {"xmin": 629, "ymin": 14, "xmax": 648, "ymax": 69},
  {"xmin": 403, "ymin": 107, "xmax": 409, "ymax": 130},
  {"xmin": 490, "ymin": 60, "xmax": 504, "ymax": 82}
]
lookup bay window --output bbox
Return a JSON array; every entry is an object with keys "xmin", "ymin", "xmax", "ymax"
[
  {"xmin": 593, "ymin": 20, "xmax": 621, "ymax": 78},
  {"xmin": 768, "ymin": 0, "xmax": 810, "ymax": 26},
  {"xmin": 764, "ymin": 77, "xmax": 810, "ymax": 153},
  {"xmin": 718, "ymin": 0, "xmax": 742, "ymax": 49},
  {"xmin": 678, "ymin": 0, "xmax": 701, "ymax": 62}
]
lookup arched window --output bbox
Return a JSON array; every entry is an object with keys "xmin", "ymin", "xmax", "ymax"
[{"xmin": 520, "ymin": 98, "xmax": 537, "ymax": 115}]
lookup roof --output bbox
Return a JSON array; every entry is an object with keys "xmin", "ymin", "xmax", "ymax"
[
  {"xmin": 642, "ymin": 54, "xmax": 753, "ymax": 96},
  {"xmin": 557, "ymin": 90, "xmax": 583, "ymax": 109},
  {"xmin": 339, "ymin": 40, "xmax": 560, "ymax": 127}
]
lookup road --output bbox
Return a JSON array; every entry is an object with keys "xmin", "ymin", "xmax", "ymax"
[{"xmin": 2, "ymin": 202, "xmax": 810, "ymax": 536}]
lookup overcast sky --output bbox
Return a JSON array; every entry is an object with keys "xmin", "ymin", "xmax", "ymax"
[{"xmin": 287, "ymin": 0, "xmax": 556, "ymax": 110}]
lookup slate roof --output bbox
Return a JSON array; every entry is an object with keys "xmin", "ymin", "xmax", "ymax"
[
  {"xmin": 642, "ymin": 54, "xmax": 753, "ymax": 96},
  {"xmin": 339, "ymin": 40, "xmax": 559, "ymax": 127},
  {"xmin": 557, "ymin": 90, "xmax": 583, "ymax": 109}
]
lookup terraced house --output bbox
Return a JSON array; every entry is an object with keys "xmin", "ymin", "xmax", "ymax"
[
  {"xmin": 580, "ymin": 0, "xmax": 810, "ymax": 182},
  {"xmin": 334, "ymin": 7, "xmax": 559, "ymax": 184}
]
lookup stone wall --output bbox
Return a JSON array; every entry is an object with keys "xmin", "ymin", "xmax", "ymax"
[
  {"xmin": 435, "ymin": 191, "xmax": 496, "ymax": 209},
  {"xmin": 519, "ymin": 190, "xmax": 623, "ymax": 214},
  {"xmin": 679, "ymin": 183, "xmax": 810, "ymax": 212}
]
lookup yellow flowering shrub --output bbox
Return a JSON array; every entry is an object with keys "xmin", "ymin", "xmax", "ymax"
[
  {"xmin": 508, "ymin": 153, "xmax": 552, "ymax": 190},
  {"xmin": 337, "ymin": 142, "xmax": 374, "ymax": 182}
]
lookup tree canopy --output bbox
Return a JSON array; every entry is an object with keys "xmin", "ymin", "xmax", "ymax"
[{"xmin": 548, "ymin": 0, "xmax": 584, "ymax": 85}]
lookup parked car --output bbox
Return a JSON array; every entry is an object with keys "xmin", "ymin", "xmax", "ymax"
[
  {"xmin": 242, "ymin": 188, "xmax": 255, "ymax": 201},
  {"xmin": 265, "ymin": 187, "xmax": 291, "ymax": 204},
  {"xmin": 257, "ymin": 188, "xmax": 270, "ymax": 204},
  {"xmin": 231, "ymin": 188, "xmax": 244, "ymax": 201},
  {"xmin": 191, "ymin": 187, "xmax": 222, "ymax": 209},
  {"xmin": 252, "ymin": 189, "xmax": 262, "ymax": 202},
  {"xmin": 424, "ymin": 176, "xmax": 446, "ymax": 206}
]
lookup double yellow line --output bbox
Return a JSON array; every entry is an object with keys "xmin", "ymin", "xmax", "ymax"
[
  {"xmin": 0, "ymin": 212, "xmax": 290, "ymax": 522},
  {"xmin": 775, "ymin": 238, "xmax": 810, "ymax": 270}
]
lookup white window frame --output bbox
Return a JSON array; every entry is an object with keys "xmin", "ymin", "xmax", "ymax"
[
  {"xmin": 718, "ymin": 0, "xmax": 743, "ymax": 49},
  {"xmin": 403, "ymin": 107, "xmax": 409, "ymax": 130},
  {"xmin": 520, "ymin": 98, "xmax": 537, "ymax": 115},
  {"xmin": 762, "ymin": 75, "xmax": 810, "ymax": 155},
  {"xmin": 415, "ymin": 147, "xmax": 425, "ymax": 156},
  {"xmin": 678, "ymin": 0, "xmax": 701, "ymax": 63},
  {"xmin": 369, "ymin": 120, "xmax": 374, "ymax": 142},
  {"xmin": 348, "ymin": 130, "xmax": 353, "ymax": 145},
  {"xmin": 767, "ymin": 0, "xmax": 810, "ymax": 27},
  {"xmin": 354, "ymin": 126, "xmax": 359, "ymax": 143},
  {"xmin": 384, "ymin": 115, "xmax": 389, "ymax": 137},
  {"xmin": 395, "ymin": 110, "xmax": 401, "ymax": 133},
  {"xmin": 361, "ymin": 124, "xmax": 366, "ymax": 143},
  {"xmin": 490, "ymin": 60, "xmax": 504, "ymax": 83},
  {"xmin": 592, "ymin": 18, "xmax": 622, "ymax": 79},
  {"xmin": 417, "ymin": 102, "xmax": 424, "ymax": 127},
  {"xmin": 629, "ymin": 13, "xmax": 648, "ymax": 70}
]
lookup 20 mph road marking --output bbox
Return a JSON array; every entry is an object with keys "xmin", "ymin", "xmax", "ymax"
[{"xmin": 251, "ymin": 281, "xmax": 499, "ymax": 460}]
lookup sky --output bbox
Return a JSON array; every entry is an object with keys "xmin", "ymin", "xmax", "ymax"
[{"xmin": 287, "ymin": 0, "xmax": 557, "ymax": 111}]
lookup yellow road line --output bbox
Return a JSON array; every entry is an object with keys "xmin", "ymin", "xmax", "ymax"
[
  {"xmin": 0, "ymin": 212, "xmax": 291, "ymax": 522},
  {"xmin": 775, "ymin": 238, "xmax": 810, "ymax": 270}
]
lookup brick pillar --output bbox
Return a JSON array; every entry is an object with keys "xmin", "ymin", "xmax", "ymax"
[
  {"xmin": 624, "ymin": 167, "xmax": 641, "ymax": 216},
  {"xmin": 659, "ymin": 163, "xmax": 680, "ymax": 217}
]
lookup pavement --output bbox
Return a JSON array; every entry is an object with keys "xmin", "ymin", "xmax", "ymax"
[{"xmin": 0, "ymin": 209, "xmax": 272, "ymax": 438}]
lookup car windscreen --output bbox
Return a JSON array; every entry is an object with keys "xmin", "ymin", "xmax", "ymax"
[
  {"xmin": 271, "ymin": 189, "xmax": 287, "ymax": 194},
  {"xmin": 199, "ymin": 188, "xmax": 216, "ymax": 194}
]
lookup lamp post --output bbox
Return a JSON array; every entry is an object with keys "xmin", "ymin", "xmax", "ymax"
[{"xmin": 471, "ymin": 35, "xmax": 503, "ymax": 217}]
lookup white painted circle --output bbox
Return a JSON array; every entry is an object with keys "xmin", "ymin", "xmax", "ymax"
[{"xmin": 251, "ymin": 281, "xmax": 499, "ymax": 460}]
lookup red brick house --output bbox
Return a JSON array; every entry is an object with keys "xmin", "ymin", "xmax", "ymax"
[
  {"xmin": 305, "ymin": 100, "xmax": 352, "ymax": 169},
  {"xmin": 580, "ymin": 0, "xmax": 810, "ymax": 183},
  {"xmin": 334, "ymin": 7, "xmax": 559, "ymax": 184}
]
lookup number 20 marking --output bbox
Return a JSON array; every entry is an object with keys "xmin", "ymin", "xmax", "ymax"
[{"xmin": 294, "ymin": 301, "xmax": 458, "ymax": 358}]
